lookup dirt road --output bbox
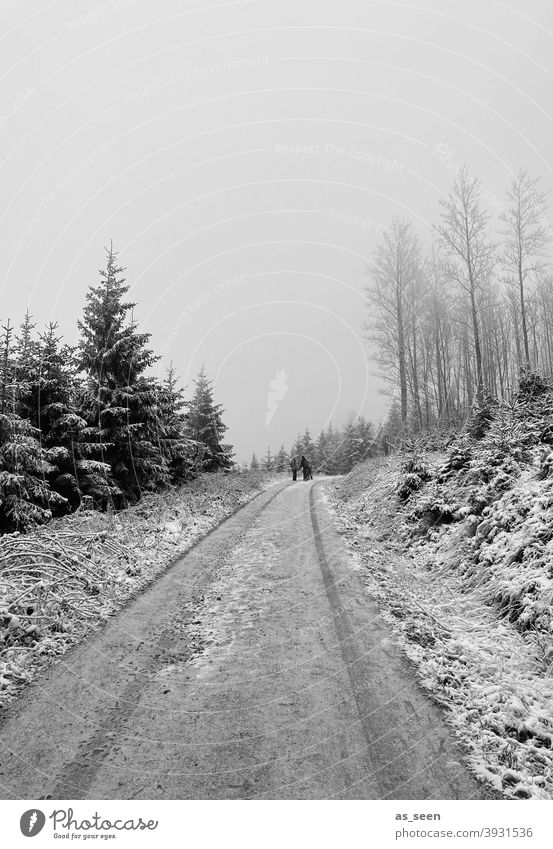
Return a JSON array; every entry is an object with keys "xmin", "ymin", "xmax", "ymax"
[{"xmin": 0, "ymin": 479, "xmax": 493, "ymax": 799}]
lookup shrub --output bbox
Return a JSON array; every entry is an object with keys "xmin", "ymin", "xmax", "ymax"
[
  {"xmin": 517, "ymin": 366, "xmax": 551, "ymax": 403},
  {"xmin": 438, "ymin": 437, "xmax": 473, "ymax": 477},
  {"xmin": 414, "ymin": 490, "xmax": 458, "ymax": 529},
  {"xmin": 396, "ymin": 453, "xmax": 432, "ymax": 500},
  {"xmin": 467, "ymin": 391, "xmax": 498, "ymax": 439}
]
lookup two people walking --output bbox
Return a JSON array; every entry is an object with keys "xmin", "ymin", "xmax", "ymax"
[{"xmin": 290, "ymin": 454, "xmax": 313, "ymax": 481}]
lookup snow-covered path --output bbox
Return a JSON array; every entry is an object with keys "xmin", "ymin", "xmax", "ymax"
[{"xmin": 0, "ymin": 480, "xmax": 493, "ymax": 799}]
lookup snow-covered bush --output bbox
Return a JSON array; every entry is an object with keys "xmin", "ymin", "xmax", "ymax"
[
  {"xmin": 448, "ymin": 474, "xmax": 553, "ymax": 639},
  {"xmin": 438, "ymin": 437, "xmax": 473, "ymax": 476},
  {"xmin": 467, "ymin": 392, "xmax": 498, "ymax": 439},
  {"xmin": 481, "ymin": 404, "xmax": 532, "ymax": 459},
  {"xmin": 413, "ymin": 488, "xmax": 458, "ymax": 529},
  {"xmin": 517, "ymin": 366, "xmax": 551, "ymax": 404},
  {"xmin": 396, "ymin": 452, "xmax": 432, "ymax": 501},
  {"xmin": 538, "ymin": 449, "xmax": 553, "ymax": 480}
]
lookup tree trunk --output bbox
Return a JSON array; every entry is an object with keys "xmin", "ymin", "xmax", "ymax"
[
  {"xmin": 519, "ymin": 261, "xmax": 530, "ymax": 365},
  {"xmin": 397, "ymin": 295, "xmax": 408, "ymax": 426},
  {"xmin": 469, "ymin": 286, "xmax": 484, "ymax": 401}
]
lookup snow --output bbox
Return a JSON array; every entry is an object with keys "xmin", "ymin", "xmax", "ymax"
[
  {"xmin": 325, "ymin": 450, "xmax": 553, "ymax": 800},
  {"xmin": 0, "ymin": 471, "xmax": 276, "ymax": 708}
]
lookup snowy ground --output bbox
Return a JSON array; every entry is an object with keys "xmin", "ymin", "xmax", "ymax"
[
  {"xmin": 0, "ymin": 471, "xmax": 277, "ymax": 710},
  {"xmin": 0, "ymin": 477, "xmax": 491, "ymax": 800},
  {"xmin": 324, "ymin": 457, "xmax": 553, "ymax": 800}
]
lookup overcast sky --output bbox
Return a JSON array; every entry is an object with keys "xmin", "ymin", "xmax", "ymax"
[{"xmin": 1, "ymin": 0, "xmax": 552, "ymax": 462}]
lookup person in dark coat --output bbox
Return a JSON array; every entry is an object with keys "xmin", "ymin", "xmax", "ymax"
[
  {"xmin": 299, "ymin": 455, "xmax": 313, "ymax": 480},
  {"xmin": 290, "ymin": 455, "xmax": 299, "ymax": 481}
]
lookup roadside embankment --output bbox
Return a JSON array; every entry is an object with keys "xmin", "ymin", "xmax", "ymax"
[
  {"xmin": 0, "ymin": 471, "xmax": 276, "ymax": 709},
  {"xmin": 325, "ymin": 445, "xmax": 553, "ymax": 800}
]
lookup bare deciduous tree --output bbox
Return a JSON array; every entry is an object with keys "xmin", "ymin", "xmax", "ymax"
[
  {"xmin": 435, "ymin": 165, "xmax": 496, "ymax": 402},
  {"xmin": 365, "ymin": 217, "xmax": 422, "ymax": 427},
  {"xmin": 500, "ymin": 169, "xmax": 551, "ymax": 366}
]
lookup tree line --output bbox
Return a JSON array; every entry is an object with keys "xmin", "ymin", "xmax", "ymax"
[
  {"xmin": 247, "ymin": 416, "xmax": 376, "ymax": 475},
  {"xmin": 367, "ymin": 167, "xmax": 553, "ymax": 440},
  {"xmin": 0, "ymin": 246, "xmax": 233, "ymax": 532}
]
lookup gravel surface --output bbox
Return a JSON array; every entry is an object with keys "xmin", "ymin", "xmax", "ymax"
[{"xmin": 0, "ymin": 478, "xmax": 494, "ymax": 799}]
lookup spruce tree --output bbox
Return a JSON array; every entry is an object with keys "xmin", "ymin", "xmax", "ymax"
[
  {"xmin": 13, "ymin": 311, "xmax": 38, "ymax": 421},
  {"xmin": 33, "ymin": 324, "xmax": 87, "ymax": 510},
  {"xmin": 19, "ymin": 322, "xmax": 77, "ymax": 435},
  {"xmin": 77, "ymin": 245, "xmax": 168, "ymax": 503},
  {"xmin": 315, "ymin": 428, "xmax": 329, "ymax": 473},
  {"xmin": 357, "ymin": 416, "xmax": 375, "ymax": 461},
  {"xmin": 340, "ymin": 416, "xmax": 374, "ymax": 472},
  {"xmin": 324, "ymin": 423, "xmax": 341, "ymax": 474},
  {"xmin": 0, "ymin": 320, "xmax": 67, "ymax": 530},
  {"xmin": 300, "ymin": 427, "xmax": 317, "ymax": 462},
  {"xmin": 0, "ymin": 413, "xmax": 68, "ymax": 530},
  {"xmin": 382, "ymin": 400, "xmax": 404, "ymax": 445},
  {"xmin": 274, "ymin": 444, "xmax": 289, "ymax": 472},
  {"xmin": 250, "ymin": 452, "xmax": 259, "ymax": 470},
  {"xmin": 0, "ymin": 319, "xmax": 15, "ymax": 415},
  {"xmin": 184, "ymin": 366, "xmax": 233, "ymax": 471},
  {"xmin": 156, "ymin": 364, "xmax": 197, "ymax": 483},
  {"xmin": 262, "ymin": 446, "xmax": 274, "ymax": 472},
  {"xmin": 290, "ymin": 433, "xmax": 303, "ymax": 461}
]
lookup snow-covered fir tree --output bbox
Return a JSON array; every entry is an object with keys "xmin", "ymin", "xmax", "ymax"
[
  {"xmin": 274, "ymin": 444, "xmax": 289, "ymax": 472},
  {"xmin": 156, "ymin": 363, "xmax": 198, "ymax": 483},
  {"xmin": 13, "ymin": 311, "xmax": 38, "ymax": 421},
  {"xmin": 77, "ymin": 245, "xmax": 169, "ymax": 504},
  {"xmin": 339, "ymin": 416, "xmax": 374, "ymax": 471},
  {"xmin": 315, "ymin": 423, "xmax": 340, "ymax": 474},
  {"xmin": 0, "ymin": 319, "xmax": 15, "ymax": 415},
  {"xmin": 0, "ymin": 321, "xmax": 67, "ymax": 530},
  {"xmin": 290, "ymin": 433, "xmax": 303, "ymax": 461},
  {"xmin": 262, "ymin": 446, "xmax": 274, "ymax": 472},
  {"xmin": 382, "ymin": 399, "xmax": 404, "ymax": 445},
  {"xmin": 184, "ymin": 366, "xmax": 233, "ymax": 472},
  {"xmin": 31, "ymin": 323, "xmax": 84, "ymax": 510},
  {"xmin": 300, "ymin": 427, "xmax": 317, "ymax": 460}
]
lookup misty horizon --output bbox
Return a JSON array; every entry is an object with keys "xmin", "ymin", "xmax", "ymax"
[{"xmin": 1, "ymin": 0, "xmax": 551, "ymax": 462}]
